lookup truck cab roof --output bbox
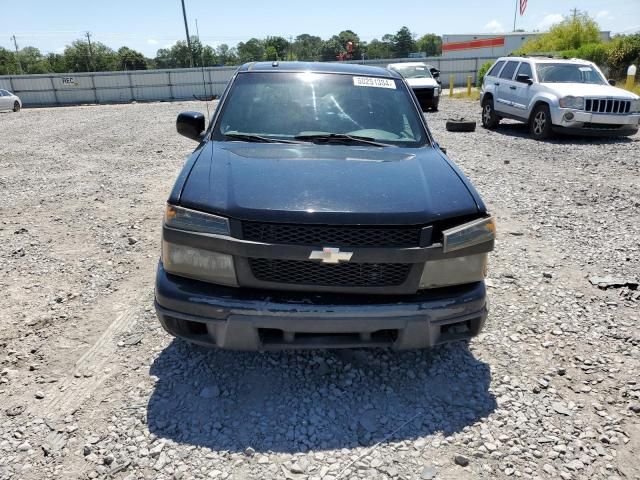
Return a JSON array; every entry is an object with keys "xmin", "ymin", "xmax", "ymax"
[{"xmin": 237, "ymin": 61, "xmax": 403, "ymax": 79}]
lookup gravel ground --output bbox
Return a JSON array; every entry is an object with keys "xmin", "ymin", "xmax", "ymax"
[{"xmin": 0, "ymin": 98, "xmax": 638, "ymax": 480}]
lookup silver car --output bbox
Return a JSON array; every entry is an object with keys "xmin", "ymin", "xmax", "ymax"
[
  {"xmin": 480, "ymin": 56, "xmax": 640, "ymax": 139},
  {"xmin": 0, "ymin": 89, "xmax": 22, "ymax": 112}
]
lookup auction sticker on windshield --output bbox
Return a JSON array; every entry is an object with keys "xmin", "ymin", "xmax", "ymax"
[{"xmin": 353, "ymin": 76, "xmax": 396, "ymax": 89}]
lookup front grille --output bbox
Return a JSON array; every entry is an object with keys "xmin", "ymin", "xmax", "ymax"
[
  {"xmin": 249, "ymin": 258, "xmax": 411, "ymax": 287},
  {"xmin": 585, "ymin": 98, "xmax": 631, "ymax": 114},
  {"xmin": 242, "ymin": 222, "xmax": 421, "ymax": 247},
  {"xmin": 413, "ymin": 88, "xmax": 434, "ymax": 100}
]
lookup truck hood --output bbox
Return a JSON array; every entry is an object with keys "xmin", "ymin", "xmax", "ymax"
[
  {"xmin": 179, "ymin": 142, "xmax": 481, "ymax": 225},
  {"xmin": 406, "ymin": 78, "xmax": 439, "ymax": 88},
  {"xmin": 541, "ymin": 83, "xmax": 640, "ymax": 100}
]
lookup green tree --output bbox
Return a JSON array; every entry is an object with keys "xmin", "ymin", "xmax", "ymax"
[
  {"xmin": 338, "ymin": 30, "xmax": 362, "ymax": 59},
  {"xmin": 320, "ymin": 31, "xmax": 362, "ymax": 61},
  {"xmin": 236, "ymin": 38, "xmax": 265, "ymax": 63},
  {"xmin": 476, "ymin": 60, "xmax": 494, "ymax": 87},
  {"xmin": 364, "ymin": 38, "xmax": 393, "ymax": 59},
  {"xmin": 392, "ymin": 26, "xmax": 416, "ymax": 58},
  {"xmin": 264, "ymin": 36, "xmax": 289, "ymax": 60},
  {"xmin": 117, "ymin": 46, "xmax": 148, "ymax": 70},
  {"xmin": 518, "ymin": 10, "xmax": 601, "ymax": 53},
  {"xmin": 46, "ymin": 53, "xmax": 67, "ymax": 73},
  {"xmin": 292, "ymin": 34, "xmax": 323, "ymax": 61},
  {"xmin": 153, "ymin": 37, "xmax": 217, "ymax": 68},
  {"xmin": 320, "ymin": 37, "xmax": 343, "ymax": 61},
  {"xmin": 416, "ymin": 34, "xmax": 442, "ymax": 56},
  {"xmin": 215, "ymin": 44, "xmax": 238, "ymax": 65},
  {"xmin": 0, "ymin": 47, "xmax": 19, "ymax": 75},
  {"xmin": 16, "ymin": 47, "xmax": 51, "ymax": 74},
  {"xmin": 605, "ymin": 33, "xmax": 640, "ymax": 78},
  {"xmin": 64, "ymin": 39, "xmax": 117, "ymax": 72}
]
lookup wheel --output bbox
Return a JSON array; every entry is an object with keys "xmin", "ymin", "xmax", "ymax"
[
  {"xmin": 530, "ymin": 104, "xmax": 553, "ymax": 140},
  {"xmin": 481, "ymin": 98, "xmax": 499, "ymax": 129},
  {"xmin": 431, "ymin": 100, "xmax": 439, "ymax": 112},
  {"xmin": 13, "ymin": 101, "xmax": 20, "ymax": 112},
  {"xmin": 445, "ymin": 118, "xmax": 476, "ymax": 132}
]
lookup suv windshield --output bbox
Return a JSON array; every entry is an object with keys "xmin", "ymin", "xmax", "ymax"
[
  {"xmin": 536, "ymin": 63, "xmax": 606, "ymax": 84},
  {"xmin": 389, "ymin": 65, "xmax": 433, "ymax": 79},
  {"xmin": 213, "ymin": 71, "xmax": 427, "ymax": 147}
]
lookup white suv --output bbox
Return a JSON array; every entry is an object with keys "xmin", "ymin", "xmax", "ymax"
[{"xmin": 480, "ymin": 56, "xmax": 640, "ymax": 139}]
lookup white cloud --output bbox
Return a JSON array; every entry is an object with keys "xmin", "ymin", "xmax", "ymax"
[
  {"xmin": 146, "ymin": 38, "xmax": 159, "ymax": 45},
  {"xmin": 55, "ymin": 46, "xmax": 65, "ymax": 54},
  {"xmin": 483, "ymin": 20, "xmax": 504, "ymax": 33},
  {"xmin": 596, "ymin": 10, "xmax": 613, "ymax": 21},
  {"xmin": 538, "ymin": 14, "xmax": 564, "ymax": 30}
]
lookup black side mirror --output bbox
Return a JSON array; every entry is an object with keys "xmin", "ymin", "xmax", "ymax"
[
  {"xmin": 608, "ymin": 79, "xmax": 616, "ymax": 86},
  {"xmin": 177, "ymin": 111, "xmax": 206, "ymax": 141},
  {"xmin": 430, "ymin": 68, "xmax": 440, "ymax": 78},
  {"xmin": 516, "ymin": 74, "xmax": 533, "ymax": 85}
]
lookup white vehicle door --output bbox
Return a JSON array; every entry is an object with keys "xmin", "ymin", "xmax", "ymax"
[
  {"xmin": 512, "ymin": 62, "xmax": 534, "ymax": 116},
  {"xmin": 494, "ymin": 61, "xmax": 520, "ymax": 116},
  {"xmin": 0, "ymin": 90, "xmax": 11, "ymax": 110}
]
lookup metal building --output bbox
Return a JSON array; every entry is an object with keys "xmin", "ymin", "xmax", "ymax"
[{"xmin": 442, "ymin": 31, "xmax": 611, "ymax": 58}]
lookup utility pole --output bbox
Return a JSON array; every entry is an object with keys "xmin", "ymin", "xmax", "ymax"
[
  {"xmin": 85, "ymin": 31, "xmax": 94, "ymax": 71},
  {"xmin": 570, "ymin": 8, "xmax": 579, "ymax": 20},
  {"xmin": 11, "ymin": 35, "xmax": 23, "ymax": 74},
  {"xmin": 289, "ymin": 36, "xmax": 293, "ymax": 60},
  {"xmin": 180, "ymin": 0, "xmax": 194, "ymax": 67}
]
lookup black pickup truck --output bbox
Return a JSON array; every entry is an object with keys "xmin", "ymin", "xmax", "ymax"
[{"xmin": 155, "ymin": 62, "xmax": 495, "ymax": 350}]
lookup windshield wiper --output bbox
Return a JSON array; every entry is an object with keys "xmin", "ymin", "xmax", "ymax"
[
  {"xmin": 223, "ymin": 133, "xmax": 302, "ymax": 144},
  {"xmin": 294, "ymin": 133, "xmax": 393, "ymax": 147}
]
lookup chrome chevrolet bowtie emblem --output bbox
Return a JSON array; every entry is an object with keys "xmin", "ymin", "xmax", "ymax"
[{"xmin": 309, "ymin": 247, "xmax": 353, "ymax": 264}]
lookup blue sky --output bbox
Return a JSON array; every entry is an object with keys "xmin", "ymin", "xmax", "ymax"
[{"xmin": 2, "ymin": 0, "xmax": 639, "ymax": 56}]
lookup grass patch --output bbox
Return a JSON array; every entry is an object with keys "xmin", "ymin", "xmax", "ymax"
[
  {"xmin": 620, "ymin": 83, "xmax": 640, "ymax": 96},
  {"xmin": 450, "ymin": 89, "xmax": 481, "ymax": 101}
]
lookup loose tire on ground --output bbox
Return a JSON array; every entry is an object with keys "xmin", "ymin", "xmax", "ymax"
[
  {"xmin": 13, "ymin": 101, "xmax": 21, "ymax": 113},
  {"xmin": 446, "ymin": 118, "xmax": 476, "ymax": 132},
  {"xmin": 530, "ymin": 104, "xmax": 553, "ymax": 140},
  {"xmin": 481, "ymin": 98, "xmax": 500, "ymax": 129}
]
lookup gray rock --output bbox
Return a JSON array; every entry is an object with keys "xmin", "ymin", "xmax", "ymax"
[
  {"xmin": 421, "ymin": 465, "xmax": 437, "ymax": 479},
  {"xmin": 199, "ymin": 386, "xmax": 220, "ymax": 398},
  {"xmin": 552, "ymin": 402, "xmax": 572, "ymax": 416},
  {"xmin": 454, "ymin": 455, "xmax": 469, "ymax": 467}
]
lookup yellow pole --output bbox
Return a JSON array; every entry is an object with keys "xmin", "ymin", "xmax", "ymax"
[
  {"xmin": 449, "ymin": 75, "xmax": 454, "ymax": 97},
  {"xmin": 467, "ymin": 75, "xmax": 472, "ymax": 96},
  {"xmin": 626, "ymin": 64, "xmax": 637, "ymax": 90}
]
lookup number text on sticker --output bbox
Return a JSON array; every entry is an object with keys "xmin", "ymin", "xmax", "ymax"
[{"xmin": 352, "ymin": 76, "xmax": 396, "ymax": 89}]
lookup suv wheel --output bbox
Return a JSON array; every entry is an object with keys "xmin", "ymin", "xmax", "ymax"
[
  {"xmin": 13, "ymin": 101, "xmax": 21, "ymax": 113},
  {"xmin": 481, "ymin": 98, "xmax": 499, "ymax": 129},
  {"xmin": 530, "ymin": 104, "xmax": 552, "ymax": 140}
]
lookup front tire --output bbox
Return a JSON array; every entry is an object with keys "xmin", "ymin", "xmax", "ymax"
[
  {"xmin": 481, "ymin": 98, "xmax": 499, "ymax": 129},
  {"xmin": 13, "ymin": 101, "xmax": 20, "ymax": 112},
  {"xmin": 530, "ymin": 104, "xmax": 553, "ymax": 140}
]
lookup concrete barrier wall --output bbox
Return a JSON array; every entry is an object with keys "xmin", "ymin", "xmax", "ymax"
[{"xmin": 0, "ymin": 57, "xmax": 496, "ymax": 107}]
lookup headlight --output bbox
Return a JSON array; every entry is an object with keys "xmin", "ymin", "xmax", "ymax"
[
  {"xmin": 442, "ymin": 217, "xmax": 496, "ymax": 253},
  {"xmin": 433, "ymin": 88, "xmax": 439, "ymax": 96},
  {"xmin": 162, "ymin": 241, "xmax": 238, "ymax": 286},
  {"xmin": 559, "ymin": 96, "xmax": 584, "ymax": 109},
  {"xmin": 419, "ymin": 253, "xmax": 488, "ymax": 288},
  {"xmin": 164, "ymin": 204, "xmax": 230, "ymax": 235},
  {"xmin": 631, "ymin": 99, "xmax": 640, "ymax": 113}
]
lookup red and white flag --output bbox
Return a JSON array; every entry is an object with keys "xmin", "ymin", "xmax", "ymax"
[{"xmin": 520, "ymin": 0, "xmax": 527, "ymax": 16}]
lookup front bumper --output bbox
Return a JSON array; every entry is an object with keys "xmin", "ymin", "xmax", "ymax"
[
  {"xmin": 551, "ymin": 108, "xmax": 640, "ymax": 136},
  {"xmin": 412, "ymin": 87, "xmax": 439, "ymax": 110},
  {"xmin": 155, "ymin": 263, "xmax": 488, "ymax": 350}
]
